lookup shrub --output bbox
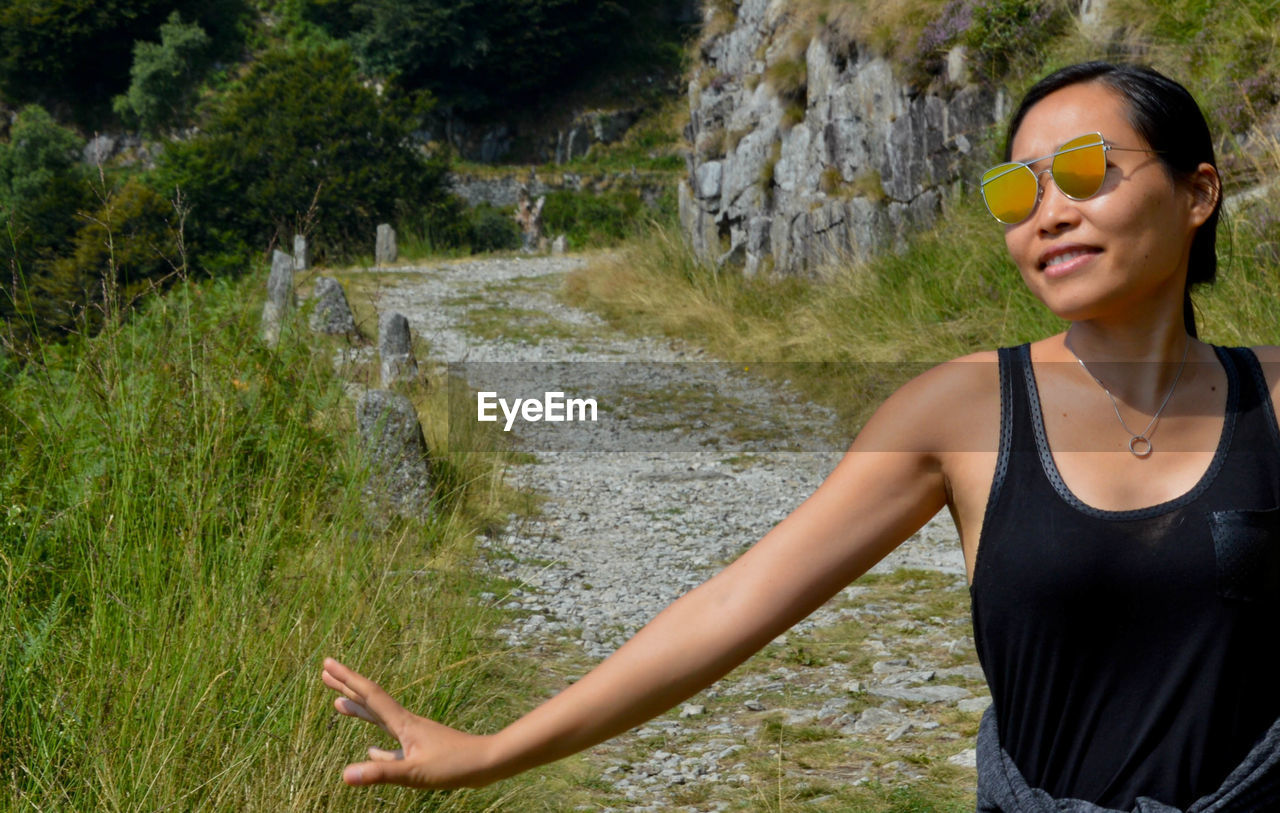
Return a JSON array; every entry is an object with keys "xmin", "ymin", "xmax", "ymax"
[
  {"xmin": 0, "ymin": 105, "xmax": 90, "ymax": 257},
  {"xmin": 159, "ymin": 45, "xmax": 457, "ymax": 272},
  {"xmin": 0, "ymin": 0, "xmax": 249, "ymax": 125},
  {"xmin": 112, "ymin": 12, "xmax": 212, "ymax": 135},
  {"xmin": 910, "ymin": 0, "xmax": 1069, "ymax": 85},
  {"xmin": 27, "ymin": 178, "xmax": 181, "ymax": 339},
  {"xmin": 465, "ymin": 204, "xmax": 521, "ymax": 253},
  {"xmin": 541, "ymin": 189, "xmax": 646, "ymax": 248},
  {"xmin": 0, "ymin": 106, "xmax": 92, "ymax": 335}
]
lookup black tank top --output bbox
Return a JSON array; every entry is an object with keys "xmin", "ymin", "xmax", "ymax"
[{"xmin": 970, "ymin": 344, "xmax": 1280, "ymax": 809}]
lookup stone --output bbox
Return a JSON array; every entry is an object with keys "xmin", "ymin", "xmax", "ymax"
[
  {"xmin": 695, "ymin": 160, "xmax": 723, "ymax": 199},
  {"xmin": 551, "ymin": 234, "xmax": 568, "ymax": 256},
  {"xmin": 376, "ymin": 223, "xmax": 397, "ymax": 265},
  {"xmin": 957, "ymin": 696, "xmax": 993, "ymax": 714},
  {"xmin": 946, "ymin": 45, "xmax": 971, "ymax": 86},
  {"xmin": 679, "ymin": 704, "xmax": 706, "ymax": 718},
  {"xmin": 848, "ymin": 707, "xmax": 906, "ymax": 735},
  {"xmin": 83, "ymin": 133, "xmax": 118, "ymax": 166},
  {"xmin": 261, "ymin": 249, "xmax": 294, "ymax": 347},
  {"xmin": 379, "ymin": 311, "xmax": 419, "ymax": 388},
  {"xmin": 947, "ymin": 748, "xmax": 978, "ymax": 769},
  {"xmin": 743, "ymin": 699, "xmax": 765, "ymax": 711},
  {"xmin": 356, "ymin": 389, "xmax": 433, "ymax": 520},
  {"xmin": 293, "ymin": 234, "xmax": 309, "ymax": 271},
  {"xmin": 308, "ymin": 277, "xmax": 356, "ymax": 335},
  {"xmin": 1079, "ymin": 0, "xmax": 1109, "ymax": 26},
  {"xmin": 680, "ymin": 2, "xmax": 1000, "ymax": 275},
  {"xmin": 867, "ymin": 684, "xmax": 972, "ymax": 703}
]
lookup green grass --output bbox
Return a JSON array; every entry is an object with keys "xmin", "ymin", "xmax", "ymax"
[{"xmin": 0, "ymin": 269, "xmax": 562, "ymax": 810}]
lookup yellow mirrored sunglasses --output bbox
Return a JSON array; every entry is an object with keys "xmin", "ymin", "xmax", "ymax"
[{"xmin": 980, "ymin": 132, "xmax": 1156, "ymax": 225}]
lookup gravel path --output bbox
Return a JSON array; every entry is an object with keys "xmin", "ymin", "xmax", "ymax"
[{"xmin": 353, "ymin": 254, "xmax": 980, "ymax": 810}]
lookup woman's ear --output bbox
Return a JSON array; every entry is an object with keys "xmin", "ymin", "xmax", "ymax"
[{"xmin": 1187, "ymin": 162, "xmax": 1220, "ymax": 228}]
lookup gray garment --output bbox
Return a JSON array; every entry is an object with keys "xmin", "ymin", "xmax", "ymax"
[{"xmin": 975, "ymin": 704, "xmax": 1280, "ymax": 812}]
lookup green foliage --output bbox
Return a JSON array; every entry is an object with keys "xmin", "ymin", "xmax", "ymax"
[
  {"xmin": 112, "ymin": 12, "xmax": 213, "ymax": 134},
  {"xmin": 465, "ymin": 203, "xmax": 521, "ymax": 253},
  {"xmin": 25, "ymin": 178, "xmax": 181, "ymax": 340},
  {"xmin": 1106, "ymin": 0, "xmax": 1280, "ymax": 137},
  {"xmin": 0, "ymin": 106, "xmax": 91, "ymax": 320},
  {"xmin": 0, "ymin": 272, "xmax": 542, "ymax": 809},
  {"xmin": 0, "ymin": 0, "xmax": 250, "ymax": 124},
  {"xmin": 964, "ymin": 0, "xmax": 1069, "ymax": 81},
  {"xmin": 159, "ymin": 45, "xmax": 458, "ymax": 271},
  {"xmin": 299, "ymin": 0, "xmax": 693, "ymax": 118},
  {"xmin": 908, "ymin": 0, "xmax": 1068, "ymax": 87},
  {"xmin": 542, "ymin": 188, "xmax": 648, "ymax": 248}
]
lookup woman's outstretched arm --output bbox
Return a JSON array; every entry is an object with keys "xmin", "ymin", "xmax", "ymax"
[{"xmin": 322, "ymin": 358, "xmax": 992, "ymax": 789}]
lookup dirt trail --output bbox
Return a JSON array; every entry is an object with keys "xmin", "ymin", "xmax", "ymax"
[{"xmin": 350, "ymin": 254, "xmax": 983, "ymax": 811}]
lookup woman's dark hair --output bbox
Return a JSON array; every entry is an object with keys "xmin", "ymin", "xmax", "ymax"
[{"xmin": 1005, "ymin": 62, "xmax": 1221, "ymax": 337}]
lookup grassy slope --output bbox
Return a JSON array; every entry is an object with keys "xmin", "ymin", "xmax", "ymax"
[{"xmin": 0, "ymin": 271, "xmax": 582, "ymax": 810}]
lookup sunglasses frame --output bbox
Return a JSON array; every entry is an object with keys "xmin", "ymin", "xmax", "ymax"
[{"xmin": 980, "ymin": 132, "xmax": 1156, "ymax": 225}]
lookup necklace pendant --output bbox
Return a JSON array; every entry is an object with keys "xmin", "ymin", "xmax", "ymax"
[{"xmin": 1129, "ymin": 436, "xmax": 1153, "ymax": 457}]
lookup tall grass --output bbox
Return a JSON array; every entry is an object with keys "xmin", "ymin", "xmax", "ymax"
[{"xmin": 0, "ymin": 270, "xmax": 549, "ymax": 810}]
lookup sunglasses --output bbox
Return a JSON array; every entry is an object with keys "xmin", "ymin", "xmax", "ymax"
[{"xmin": 980, "ymin": 132, "xmax": 1156, "ymax": 225}]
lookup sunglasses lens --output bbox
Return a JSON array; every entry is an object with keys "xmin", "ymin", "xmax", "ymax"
[
  {"xmin": 982, "ymin": 163, "xmax": 1038, "ymax": 224},
  {"xmin": 1051, "ymin": 134, "xmax": 1107, "ymax": 200}
]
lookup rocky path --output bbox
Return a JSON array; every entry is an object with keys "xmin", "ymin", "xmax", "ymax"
[{"xmin": 350, "ymin": 254, "xmax": 985, "ymax": 811}]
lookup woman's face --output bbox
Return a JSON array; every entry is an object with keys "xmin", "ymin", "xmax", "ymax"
[{"xmin": 1003, "ymin": 81, "xmax": 1211, "ymax": 326}]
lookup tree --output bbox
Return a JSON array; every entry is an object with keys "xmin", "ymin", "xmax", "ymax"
[
  {"xmin": 0, "ymin": 105, "xmax": 90, "ymax": 268},
  {"xmin": 27, "ymin": 178, "xmax": 181, "ymax": 339},
  {"xmin": 315, "ymin": 0, "xmax": 632, "ymax": 115},
  {"xmin": 0, "ymin": 0, "xmax": 248, "ymax": 125},
  {"xmin": 113, "ymin": 12, "xmax": 212, "ymax": 135},
  {"xmin": 159, "ymin": 45, "xmax": 456, "ymax": 272}
]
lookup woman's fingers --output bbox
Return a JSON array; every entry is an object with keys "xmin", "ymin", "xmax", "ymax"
[
  {"xmin": 343, "ymin": 759, "xmax": 414, "ymax": 787},
  {"xmin": 367, "ymin": 746, "xmax": 404, "ymax": 762},
  {"xmin": 323, "ymin": 658, "xmax": 409, "ymax": 731},
  {"xmin": 334, "ymin": 697, "xmax": 392, "ymax": 734}
]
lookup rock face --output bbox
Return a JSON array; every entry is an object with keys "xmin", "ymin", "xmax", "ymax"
[
  {"xmin": 260, "ymin": 249, "xmax": 295, "ymax": 347},
  {"xmin": 449, "ymin": 168, "xmax": 670, "ymax": 210},
  {"xmin": 681, "ymin": 0, "xmax": 1002, "ymax": 276},
  {"xmin": 553, "ymin": 108, "xmax": 644, "ymax": 163},
  {"xmin": 378, "ymin": 311, "xmax": 419, "ymax": 387},
  {"xmin": 429, "ymin": 107, "xmax": 645, "ymax": 164},
  {"xmin": 356, "ymin": 390, "xmax": 433, "ymax": 520},
  {"xmin": 308, "ymin": 277, "xmax": 356, "ymax": 335}
]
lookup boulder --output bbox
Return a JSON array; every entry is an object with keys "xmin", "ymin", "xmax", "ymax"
[
  {"xmin": 378, "ymin": 311, "xmax": 419, "ymax": 387},
  {"xmin": 357, "ymin": 390, "xmax": 433, "ymax": 521},
  {"xmin": 308, "ymin": 277, "xmax": 356, "ymax": 335},
  {"xmin": 260, "ymin": 249, "xmax": 294, "ymax": 347},
  {"xmin": 375, "ymin": 224, "xmax": 397, "ymax": 265}
]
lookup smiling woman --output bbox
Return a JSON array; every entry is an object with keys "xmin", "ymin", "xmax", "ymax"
[{"xmin": 321, "ymin": 62, "xmax": 1280, "ymax": 812}]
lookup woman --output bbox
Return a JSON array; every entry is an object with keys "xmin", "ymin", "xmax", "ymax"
[{"xmin": 322, "ymin": 62, "xmax": 1280, "ymax": 810}]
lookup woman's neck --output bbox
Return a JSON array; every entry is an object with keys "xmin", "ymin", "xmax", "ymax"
[{"xmin": 1058, "ymin": 316, "xmax": 1200, "ymax": 412}]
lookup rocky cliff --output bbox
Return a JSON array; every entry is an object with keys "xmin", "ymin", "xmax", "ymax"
[{"xmin": 679, "ymin": 0, "xmax": 1005, "ymax": 276}]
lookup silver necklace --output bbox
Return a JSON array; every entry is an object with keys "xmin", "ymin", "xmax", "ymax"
[{"xmin": 1065, "ymin": 337, "xmax": 1191, "ymax": 458}]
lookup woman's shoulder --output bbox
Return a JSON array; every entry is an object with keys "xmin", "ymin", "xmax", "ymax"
[
  {"xmin": 1248, "ymin": 344, "xmax": 1280, "ymax": 362},
  {"xmin": 884, "ymin": 349, "xmax": 1001, "ymax": 404},
  {"xmin": 856, "ymin": 350, "xmax": 1003, "ymax": 455}
]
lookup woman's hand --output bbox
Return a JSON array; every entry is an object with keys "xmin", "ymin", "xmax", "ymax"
[{"xmin": 321, "ymin": 657, "xmax": 497, "ymax": 788}]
